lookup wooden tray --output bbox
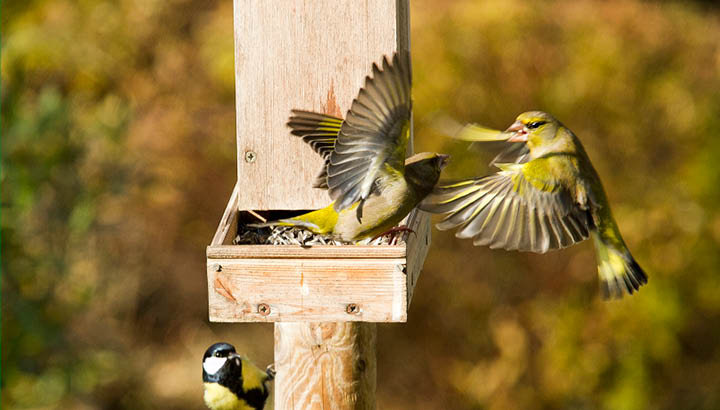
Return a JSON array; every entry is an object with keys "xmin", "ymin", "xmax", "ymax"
[{"xmin": 206, "ymin": 182, "xmax": 430, "ymax": 322}]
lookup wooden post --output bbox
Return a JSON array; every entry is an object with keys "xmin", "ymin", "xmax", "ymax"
[
  {"xmin": 228, "ymin": 1, "xmax": 410, "ymax": 408},
  {"xmin": 274, "ymin": 323, "xmax": 376, "ymax": 409}
]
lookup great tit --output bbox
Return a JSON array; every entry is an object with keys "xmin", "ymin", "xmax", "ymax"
[{"xmin": 202, "ymin": 342, "xmax": 274, "ymax": 410}]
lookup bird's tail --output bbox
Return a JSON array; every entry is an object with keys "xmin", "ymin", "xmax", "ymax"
[
  {"xmin": 247, "ymin": 207, "xmax": 337, "ymax": 236},
  {"xmin": 247, "ymin": 218, "xmax": 317, "ymax": 231},
  {"xmin": 591, "ymin": 232, "xmax": 648, "ymax": 299}
]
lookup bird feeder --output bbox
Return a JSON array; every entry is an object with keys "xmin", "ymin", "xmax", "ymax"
[{"xmin": 206, "ymin": 1, "xmax": 427, "ymax": 407}]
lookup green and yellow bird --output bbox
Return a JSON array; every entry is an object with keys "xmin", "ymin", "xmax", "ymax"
[
  {"xmin": 252, "ymin": 52, "xmax": 449, "ymax": 242},
  {"xmin": 421, "ymin": 111, "xmax": 647, "ymax": 298},
  {"xmin": 202, "ymin": 342, "xmax": 274, "ymax": 410}
]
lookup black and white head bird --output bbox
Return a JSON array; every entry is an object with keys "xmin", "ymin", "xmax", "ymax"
[{"xmin": 202, "ymin": 342, "xmax": 274, "ymax": 410}]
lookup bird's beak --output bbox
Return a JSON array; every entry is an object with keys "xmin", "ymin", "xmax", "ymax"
[
  {"xmin": 504, "ymin": 121, "xmax": 527, "ymax": 142},
  {"xmin": 437, "ymin": 154, "xmax": 451, "ymax": 169},
  {"xmin": 228, "ymin": 352, "xmax": 242, "ymax": 365}
]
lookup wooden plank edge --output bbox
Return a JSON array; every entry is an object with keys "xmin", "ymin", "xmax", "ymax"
[
  {"xmin": 206, "ymin": 257, "xmax": 409, "ymax": 323},
  {"xmin": 208, "ymin": 313, "xmax": 406, "ymax": 323},
  {"xmin": 405, "ymin": 210, "xmax": 431, "ymax": 307},
  {"xmin": 210, "ymin": 182, "xmax": 241, "ymax": 247},
  {"xmin": 206, "ymin": 244, "xmax": 408, "ymax": 259}
]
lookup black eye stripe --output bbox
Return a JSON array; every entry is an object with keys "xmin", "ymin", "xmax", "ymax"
[{"xmin": 527, "ymin": 121, "xmax": 546, "ymax": 129}]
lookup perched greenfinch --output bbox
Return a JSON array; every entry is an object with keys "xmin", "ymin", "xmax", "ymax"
[
  {"xmin": 202, "ymin": 342, "xmax": 274, "ymax": 410},
  {"xmin": 251, "ymin": 52, "xmax": 449, "ymax": 242},
  {"xmin": 421, "ymin": 111, "xmax": 647, "ymax": 299}
]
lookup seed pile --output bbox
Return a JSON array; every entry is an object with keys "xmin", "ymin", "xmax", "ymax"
[{"xmin": 233, "ymin": 226, "xmax": 399, "ymax": 246}]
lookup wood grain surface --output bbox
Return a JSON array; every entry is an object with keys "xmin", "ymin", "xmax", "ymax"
[
  {"xmin": 274, "ymin": 322, "xmax": 377, "ymax": 410},
  {"xmin": 207, "ymin": 258, "xmax": 408, "ymax": 323},
  {"xmin": 207, "ymin": 244, "xmax": 406, "ymax": 260},
  {"xmin": 233, "ymin": 0, "xmax": 410, "ymax": 211}
]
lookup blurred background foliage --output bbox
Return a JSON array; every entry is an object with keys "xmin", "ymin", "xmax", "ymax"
[{"xmin": 2, "ymin": 0, "xmax": 720, "ymax": 408}]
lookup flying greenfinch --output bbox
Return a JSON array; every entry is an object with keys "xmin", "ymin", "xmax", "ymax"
[
  {"xmin": 202, "ymin": 342, "xmax": 274, "ymax": 410},
  {"xmin": 421, "ymin": 111, "xmax": 647, "ymax": 299},
  {"xmin": 251, "ymin": 52, "xmax": 449, "ymax": 242}
]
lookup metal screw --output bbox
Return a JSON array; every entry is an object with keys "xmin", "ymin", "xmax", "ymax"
[
  {"xmin": 244, "ymin": 150, "xmax": 257, "ymax": 163},
  {"xmin": 213, "ymin": 264, "xmax": 222, "ymax": 272},
  {"xmin": 258, "ymin": 303, "xmax": 270, "ymax": 316},
  {"xmin": 346, "ymin": 303, "xmax": 359, "ymax": 314}
]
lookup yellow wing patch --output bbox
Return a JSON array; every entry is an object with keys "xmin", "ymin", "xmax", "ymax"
[{"xmin": 241, "ymin": 360, "xmax": 269, "ymax": 393}]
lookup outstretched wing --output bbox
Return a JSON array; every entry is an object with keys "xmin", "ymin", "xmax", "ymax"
[
  {"xmin": 327, "ymin": 52, "xmax": 412, "ymax": 217},
  {"xmin": 287, "ymin": 110, "xmax": 343, "ymax": 189},
  {"xmin": 489, "ymin": 142, "xmax": 530, "ymax": 166},
  {"xmin": 420, "ymin": 163, "xmax": 592, "ymax": 253}
]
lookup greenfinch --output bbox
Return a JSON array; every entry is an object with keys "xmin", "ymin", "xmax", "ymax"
[
  {"xmin": 421, "ymin": 111, "xmax": 647, "ymax": 299},
  {"xmin": 251, "ymin": 52, "xmax": 449, "ymax": 242},
  {"xmin": 202, "ymin": 342, "xmax": 274, "ymax": 410}
]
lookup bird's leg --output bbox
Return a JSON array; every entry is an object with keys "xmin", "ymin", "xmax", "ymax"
[{"xmin": 373, "ymin": 225, "xmax": 416, "ymax": 245}]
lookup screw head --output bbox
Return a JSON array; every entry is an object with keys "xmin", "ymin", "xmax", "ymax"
[
  {"xmin": 244, "ymin": 150, "xmax": 257, "ymax": 163},
  {"xmin": 346, "ymin": 303, "xmax": 359, "ymax": 314},
  {"xmin": 257, "ymin": 303, "xmax": 270, "ymax": 316}
]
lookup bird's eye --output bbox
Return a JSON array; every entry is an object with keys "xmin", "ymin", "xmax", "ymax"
[
  {"xmin": 214, "ymin": 352, "xmax": 221, "ymax": 357},
  {"xmin": 527, "ymin": 121, "xmax": 546, "ymax": 129}
]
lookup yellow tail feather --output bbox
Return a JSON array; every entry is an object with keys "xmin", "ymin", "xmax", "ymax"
[
  {"xmin": 247, "ymin": 205, "xmax": 339, "ymax": 236},
  {"xmin": 592, "ymin": 232, "xmax": 648, "ymax": 299}
]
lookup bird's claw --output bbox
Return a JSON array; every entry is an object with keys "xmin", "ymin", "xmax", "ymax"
[
  {"xmin": 266, "ymin": 363, "xmax": 276, "ymax": 380},
  {"xmin": 373, "ymin": 225, "xmax": 416, "ymax": 245}
]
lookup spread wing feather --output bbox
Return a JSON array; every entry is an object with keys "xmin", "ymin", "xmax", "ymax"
[
  {"xmin": 287, "ymin": 110, "xmax": 343, "ymax": 189},
  {"xmin": 420, "ymin": 166, "xmax": 592, "ymax": 253},
  {"xmin": 327, "ymin": 52, "xmax": 412, "ymax": 215}
]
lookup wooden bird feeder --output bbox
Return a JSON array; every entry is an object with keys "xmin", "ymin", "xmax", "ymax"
[{"xmin": 206, "ymin": 1, "xmax": 427, "ymax": 408}]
